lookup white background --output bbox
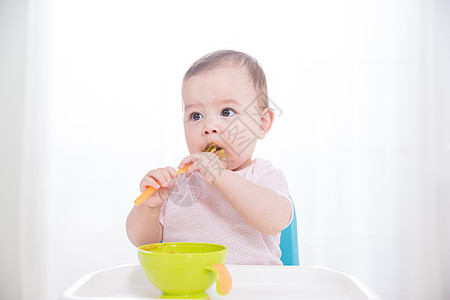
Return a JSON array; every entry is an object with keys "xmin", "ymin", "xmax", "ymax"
[{"xmin": 1, "ymin": 0, "xmax": 449, "ymax": 300}]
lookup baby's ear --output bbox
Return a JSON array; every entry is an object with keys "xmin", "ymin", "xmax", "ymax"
[{"xmin": 258, "ymin": 108, "xmax": 274, "ymax": 139}]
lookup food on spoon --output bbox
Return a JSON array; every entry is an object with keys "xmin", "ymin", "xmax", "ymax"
[{"xmin": 202, "ymin": 142, "xmax": 227, "ymax": 158}]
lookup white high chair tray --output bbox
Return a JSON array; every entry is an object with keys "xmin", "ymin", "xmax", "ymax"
[{"xmin": 59, "ymin": 264, "xmax": 381, "ymax": 300}]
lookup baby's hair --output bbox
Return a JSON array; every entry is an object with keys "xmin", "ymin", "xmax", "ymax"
[{"xmin": 183, "ymin": 50, "xmax": 269, "ymax": 109}]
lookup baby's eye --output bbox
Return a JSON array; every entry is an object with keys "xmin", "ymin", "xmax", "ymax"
[
  {"xmin": 221, "ymin": 108, "xmax": 236, "ymax": 117},
  {"xmin": 190, "ymin": 112, "xmax": 203, "ymax": 121}
]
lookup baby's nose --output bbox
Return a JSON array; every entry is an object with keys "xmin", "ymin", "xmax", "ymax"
[{"xmin": 203, "ymin": 123, "xmax": 219, "ymax": 135}]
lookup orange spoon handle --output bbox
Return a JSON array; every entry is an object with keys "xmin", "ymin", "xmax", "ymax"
[
  {"xmin": 134, "ymin": 164, "xmax": 191, "ymax": 206},
  {"xmin": 176, "ymin": 164, "xmax": 191, "ymax": 176}
]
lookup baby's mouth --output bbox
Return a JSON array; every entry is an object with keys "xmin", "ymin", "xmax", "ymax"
[{"xmin": 202, "ymin": 142, "xmax": 227, "ymax": 158}]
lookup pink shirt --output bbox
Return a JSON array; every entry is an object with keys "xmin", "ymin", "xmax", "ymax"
[{"xmin": 159, "ymin": 157, "xmax": 292, "ymax": 265}]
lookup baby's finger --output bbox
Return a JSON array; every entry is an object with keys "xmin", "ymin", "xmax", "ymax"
[
  {"xmin": 178, "ymin": 154, "xmax": 200, "ymax": 170},
  {"xmin": 154, "ymin": 168, "xmax": 174, "ymax": 188},
  {"xmin": 185, "ymin": 160, "xmax": 204, "ymax": 178},
  {"xmin": 140, "ymin": 177, "xmax": 161, "ymax": 193},
  {"xmin": 166, "ymin": 166, "xmax": 178, "ymax": 179}
]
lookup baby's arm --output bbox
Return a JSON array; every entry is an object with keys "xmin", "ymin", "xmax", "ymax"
[
  {"xmin": 214, "ymin": 170, "xmax": 292, "ymax": 235},
  {"xmin": 179, "ymin": 154, "xmax": 291, "ymax": 235},
  {"xmin": 126, "ymin": 167, "xmax": 177, "ymax": 247},
  {"xmin": 126, "ymin": 204, "xmax": 163, "ymax": 247}
]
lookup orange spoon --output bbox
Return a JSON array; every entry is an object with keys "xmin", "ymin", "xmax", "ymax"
[{"xmin": 134, "ymin": 164, "xmax": 191, "ymax": 206}]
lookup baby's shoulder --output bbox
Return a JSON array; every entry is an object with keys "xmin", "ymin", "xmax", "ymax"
[
  {"xmin": 253, "ymin": 157, "xmax": 280, "ymax": 171},
  {"xmin": 248, "ymin": 157, "xmax": 285, "ymax": 180}
]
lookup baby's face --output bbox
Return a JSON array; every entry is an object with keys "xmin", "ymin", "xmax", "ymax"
[{"xmin": 182, "ymin": 64, "xmax": 262, "ymax": 171}]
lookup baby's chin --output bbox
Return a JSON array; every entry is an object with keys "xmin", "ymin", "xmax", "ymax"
[{"xmin": 228, "ymin": 157, "xmax": 254, "ymax": 171}]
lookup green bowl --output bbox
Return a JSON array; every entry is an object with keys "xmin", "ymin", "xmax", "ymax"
[{"xmin": 137, "ymin": 242, "xmax": 232, "ymax": 297}]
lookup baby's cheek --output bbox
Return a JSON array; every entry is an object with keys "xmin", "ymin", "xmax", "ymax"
[
  {"xmin": 185, "ymin": 139, "xmax": 199, "ymax": 154},
  {"xmin": 232, "ymin": 137, "xmax": 257, "ymax": 157}
]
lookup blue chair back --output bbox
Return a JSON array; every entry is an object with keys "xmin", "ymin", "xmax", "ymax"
[{"xmin": 280, "ymin": 199, "xmax": 299, "ymax": 265}]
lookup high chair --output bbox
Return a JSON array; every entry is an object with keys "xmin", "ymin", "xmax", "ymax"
[{"xmin": 280, "ymin": 198, "xmax": 299, "ymax": 266}]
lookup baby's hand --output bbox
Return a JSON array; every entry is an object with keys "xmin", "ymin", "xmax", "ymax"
[
  {"xmin": 178, "ymin": 152, "xmax": 226, "ymax": 185},
  {"xmin": 139, "ymin": 167, "xmax": 178, "ymax": 208}
]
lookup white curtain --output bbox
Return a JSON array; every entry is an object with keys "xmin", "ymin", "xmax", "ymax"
[{"xmin": 7, "ymin": 0, "xmax": 449, "ymax": 299}]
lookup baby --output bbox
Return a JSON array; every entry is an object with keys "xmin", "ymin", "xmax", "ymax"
[{"xmin": 126, "ymin": 50, "xmax": 292, "ymax": 265}]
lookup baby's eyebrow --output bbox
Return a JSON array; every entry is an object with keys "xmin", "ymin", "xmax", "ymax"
[
  {"xmin": 184, "ymin": 102, "xmax": 204, "ymax": 111},
  {"xmin": 219, "ymin": 98, "xmax": 241, "ymax": 107},
  {"xmin": 184, "ymin": 98, "xmax": 241, "ymax": 111}
]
